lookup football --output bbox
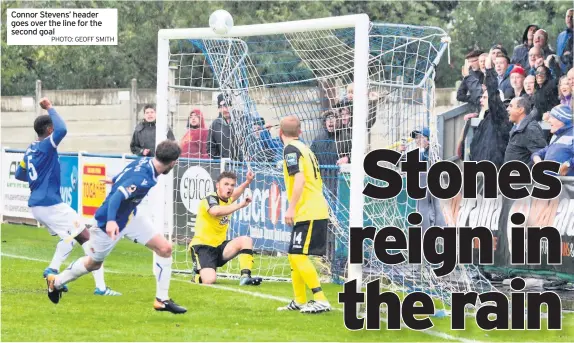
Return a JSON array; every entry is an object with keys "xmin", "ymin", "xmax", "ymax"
[{"xmin": 209, "ymin": 9, "xmax": 234, "ymax": 35}]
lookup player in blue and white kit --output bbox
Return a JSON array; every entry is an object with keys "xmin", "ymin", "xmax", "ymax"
[
  {"xmin": 15, "ymin": 98, "xmax": 120, "ymax": 296},
  {"xmin": 46, "ymin": 140, "xmax": 187, "ymax": 314}
]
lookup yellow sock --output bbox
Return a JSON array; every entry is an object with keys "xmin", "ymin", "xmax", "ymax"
[
  {"xmin": 289, "ymin": 254, "xmax": 328, "ymax": 302},
  {"xmin": 288, "ymin": 254, "xmax": 307, "ymax": 304},
  {"xmin": 238, "ymin": 249, "xmax": 254, "ymax": 276}
]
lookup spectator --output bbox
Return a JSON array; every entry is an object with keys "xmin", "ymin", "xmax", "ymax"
[
  {"xmin": 532, "ymin": 105, "xmax": 574, "ymax": 176},
  {"xmin": 495, "ymin": 53, "xmax": 514, "ymax": 94},
  {"xmin": 504, "ymin": 65, "xmax": 527, "ymax": 101},
  {"xmin": 524, "ymin": 74, "xmax": 536, "ymax": 96},
  {"xmin": 399, "ymin": 127, "xmax": 430, "ymax": 162},
  {"xmin": 557, "ymin": 9, "xmax": 574, "ymax": 73},
  {"xmin": 332, "ymin": 95, "xmax": 379, "ymax": 165},
  {"xmin": 207, "ymin": 93, "xmax": 243, "ymax": 161},
  {"xmin": 532, "ymin": 58, "xmax": 561, "ymax": 121},
  {"xmin": 479, "ymin": 53, "xmax": 489, "ymax": 74},
  {"xmin": 533, "ymin": 29, "xmax": 555, "ymax": 58},
  {"xmin": 180, "ymin": 109, "xmax": 209, "ymax": 159},
  {"xmin": 251, "ymin": 117, "xmax": 283, "ymax": 162},
  {"xmin": 489, "ymin": 44, "xmax": 508, "ymax": 62},
  {"xmin": 311, "ymin": 110, "xmax": 339, "ymax": 166},
  {"xmin": 130, "ymin": 104, "xmax": 175, "ymax": 157},
  {"xmin": 561, "ymin": 32, "xmax": 574, "ymax": 72},
  {"xmin": 468, "ymin": 56, "xmax": 513, "ymax": 168},
  {"xmin": 503, "ymin": 96, "xmax": 547, "ymax": 166},
  {"xmin": 527, "ymin": 46, "xmax": 544, "ymax": 75},
  {"xmin": 511, "ymin": 24, "xmax": 540, "ymax": 69},
  {"xmin": 456, "ymin": 49, "xmax": 484, "ymax": 113},
  {"xmin": 559, "ymin": 76, "xmax": 572, "ymax": 106}
]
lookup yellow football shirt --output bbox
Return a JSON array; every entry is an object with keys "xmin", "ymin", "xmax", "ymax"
[
  {"xmin": 190, "ymin": 192, "xmax": 233, "ymax": 247},
  {"xmin": 282, "ymin": 139, "xmax": 329, "ymax": 222}
]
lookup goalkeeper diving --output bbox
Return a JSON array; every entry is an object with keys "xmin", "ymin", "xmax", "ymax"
[{"xmin": 189, "ymin": 170, "xmax": 263, "ymax": 286}]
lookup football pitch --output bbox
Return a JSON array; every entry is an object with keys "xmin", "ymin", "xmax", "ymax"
[{"xmin": 1, "ymin": 224, "xmax": 573, "ymax": 342}]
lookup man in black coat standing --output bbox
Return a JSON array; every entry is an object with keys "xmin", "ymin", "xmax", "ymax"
[
  {"xmin": 130, "ymin": 104, "xmax": 176, "ymax": 157},
  {"xmin": 503, "ymin": 96, "xmax": 547, "ymax": 166}
]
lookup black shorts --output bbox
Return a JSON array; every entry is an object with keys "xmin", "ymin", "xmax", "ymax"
[
  {"xmin": 190, "ymin": 240, "xmax": 230, "ymax": 271},
  {"xmin": 288, "ymin": 219, "xmax": 328, "ymax": 256}
]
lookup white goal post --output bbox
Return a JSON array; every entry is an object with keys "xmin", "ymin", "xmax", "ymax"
[{"xmin": 153, "ymin": 14, "xmax": 371, "ymax": 287}]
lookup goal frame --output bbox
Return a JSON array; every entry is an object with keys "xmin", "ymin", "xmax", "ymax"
[{"xmin": 153, "ymin": 14, "xmax": 371, "ymax": 289}]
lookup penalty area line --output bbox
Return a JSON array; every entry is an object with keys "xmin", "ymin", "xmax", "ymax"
[{"xmin": 178, "ymin": 278, "xmax": 484, "ymax": 343}]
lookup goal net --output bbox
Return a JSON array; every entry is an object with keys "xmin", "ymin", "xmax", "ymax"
[{"xmin": 155, "ymin": 14, "xmax": 494, "ymax": 310}]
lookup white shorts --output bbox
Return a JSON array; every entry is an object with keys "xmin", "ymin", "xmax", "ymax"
[
  {"xmin": 87, "ymin": 213, "xmax": 160, "ymax": 262},
  {"xmin": 31, "ymin": 203, "xmax": 84, "ymax": 240}
]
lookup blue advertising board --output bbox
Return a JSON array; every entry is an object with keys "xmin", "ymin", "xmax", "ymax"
[
  {"xmin": 231, "ymin": 163, "xmax": 291, "ymax": 253},
  {"xmin": 59, "ymin": 155, "xmax": 79, "ymax": 212}
]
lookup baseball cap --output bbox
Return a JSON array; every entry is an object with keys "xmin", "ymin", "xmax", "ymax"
[{"xmin": 411, "ymin": 127, "xmax": 430, "ymax": 138}]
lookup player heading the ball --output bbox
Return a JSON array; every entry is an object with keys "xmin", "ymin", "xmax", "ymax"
[
  {"xmin": 15, "ymin": 97, "xmax": 120, "ymax": 297},
  {"xmin": 278, "ymin": 115, "xmax": 331, "ymax": 314},
  {"xmin": 189, "ymin": 170, "xmax": 263, "ymax": 286},
  {"xmin": 46, "ymin": 140, "xmax": 187, "ymax": 314}
]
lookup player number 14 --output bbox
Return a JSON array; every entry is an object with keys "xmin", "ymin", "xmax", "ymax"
[{"xmin": 293, "ymin": 231, "xmax": 303, "ymax": 245}]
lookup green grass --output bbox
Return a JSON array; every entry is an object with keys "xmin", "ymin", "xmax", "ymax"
[{"xmin": 1, "ymin": 223, "xmax": 573, "ymax": 342}]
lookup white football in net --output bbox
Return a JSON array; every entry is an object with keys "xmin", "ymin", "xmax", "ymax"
[{"xmin": 209, "ymin": 9, "xmax": 234, "ymax": 35}]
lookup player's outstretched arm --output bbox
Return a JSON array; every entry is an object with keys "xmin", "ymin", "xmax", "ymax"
[
  {"xmin": 208, "ymin": 198, "xmax": 251, "ymax": 217},
  {"xmin": 230, "ymin": 170, "xmax": 254, "ymax": 201},
  {"xmin": 14, "ymin": 160, "xmax": 27, "ymax": 182},
  {"xmin": 40, "ymin": 98, "xmax": 68, "ymax": 146}
]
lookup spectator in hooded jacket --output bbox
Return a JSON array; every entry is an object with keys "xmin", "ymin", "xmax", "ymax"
[
  {"xmin": 532, "ymin": 105, "xmax": 574, "ymax": 176},
  {"xmin": 511, "ymin": 24, "xmax": 540, "ymax": 69},
  {"xmin": 457, "ymin": 49, "xmax": 484, "ymax": 113},
  {"xmin": 180, "ymin": 109, "xmax": 209, "ymax": 159},
  {"xmin": 130, "ymin": 104, "xmax": 176, "ymax": 157},
  {"xmin": 557, "ymin": 9, "xmax": 574, "ymax": 73}
]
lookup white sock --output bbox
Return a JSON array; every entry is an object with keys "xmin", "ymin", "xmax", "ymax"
[
  {"xmin": 81, "ymin": 242, "xmax": 106, "ymax": 290},
  {"xmin": 55, "ymin": 256, "xmax": 90, "ymax": 288},
  {"xmin": 154, "ymin": 254, "xmax": 172, "ymax": 301},
  {"xmin": 48, "ymin": 239, "xmax": 75, "ymax": 271}
]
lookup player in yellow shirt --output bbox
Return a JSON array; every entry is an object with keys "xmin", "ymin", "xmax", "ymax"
[
  {"xmin": 277, "ymin": 115, "xmax": 331, "ymax": 314},
  {"xmin": 189, "ymin": 170, "xmax": 262, "ymax": 286}
]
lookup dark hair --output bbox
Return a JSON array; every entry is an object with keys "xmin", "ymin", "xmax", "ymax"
[
  {"xmin": 217, "ymin": 171, "xmax": 237, "ymax": 182},
  {"xmin": 143, "ymin": 104, "xmax": 155, "ymax": 112},
  {"xmin": 155, "ymin": 140, "xmax": 181, "ymax": 164},
  {"xmin": 465, "ymin": 49, "xmax": 483, "ymax": 59},
  {"xmin": 34, "ymin": 115, "xmax": 53, "ymax": 137},
  {"xmin": 495, "ymin": 52, "xmax": 510, "ymax": 64},
  {"xmin": 516, "ymin": 96, "xmax": 532, "ymax": 115}
]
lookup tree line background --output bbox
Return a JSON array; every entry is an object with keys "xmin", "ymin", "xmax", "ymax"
[{"xmin": 2, "ymin": 0, "xmax": 572, "ymax": 96}]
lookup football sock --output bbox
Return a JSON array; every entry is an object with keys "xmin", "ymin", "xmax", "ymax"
[
  {"xmin": 288, "ymin": 254, "xmax": 307, "ymax": 304},
  {"xmin": 238, "ymin": 249, "xmax": 254, "ymax": 277},
  {"xmin": 55, "ymin": 256, "xmax": 90, "ymax": 288},
  {"xmin": 154, "ymin": 254, "xmax": 172, "ymax": 301},
  {"xmin": 289, "ymin": 254, "xmax": 327, "ymax": 302},
  {"xmin": 81, "ymin": 242, "xmax": 106, "ymax": 290},
  {"xmin": 48, "ymin": 239, "xmax": 75, "ymax": 271}
]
